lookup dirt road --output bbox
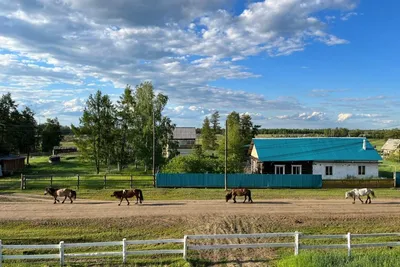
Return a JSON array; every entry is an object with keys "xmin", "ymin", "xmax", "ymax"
[{"xmin": 1, "ymin": 194, "xmax": 400, "ymax": 220}]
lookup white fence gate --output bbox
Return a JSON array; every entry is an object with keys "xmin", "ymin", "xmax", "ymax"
[{"xmin": 1, "ymin": 232, "xmax": 400, "ymax": 266}]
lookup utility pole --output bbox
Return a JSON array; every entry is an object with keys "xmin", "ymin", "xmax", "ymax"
[
  {"xmin": 152, "ymin": 102, "xmax": 156, "ymax": 187},
  {"xmin": 224, "ymin": 119, "xmax": 228, "ymax": 191}
]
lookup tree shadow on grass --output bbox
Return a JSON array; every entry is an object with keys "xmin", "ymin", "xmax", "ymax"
[{"xmin": 188, "ymin": 258, "xmax": 271, "ymax": 267}]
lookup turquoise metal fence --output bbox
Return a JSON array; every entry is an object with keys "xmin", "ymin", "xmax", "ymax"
[
  {"xmin": 396, "ymin": 172, "xmax": 400, "ymax": 187},
  {"xmin": 156, "ymin": 173, "xmax": 322, "ymax": 188}
]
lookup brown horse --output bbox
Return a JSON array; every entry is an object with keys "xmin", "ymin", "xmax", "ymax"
[
  {"xmin": 44, "ymin": 187, "xmax": 77, "ymax": 204},
  {"xmin": 111, "ymin": 189, "xmax": 144, "ymax": 206},
  {"xmin": 225, "ymin": 188, "xmax": 253, "ymax": 203}
]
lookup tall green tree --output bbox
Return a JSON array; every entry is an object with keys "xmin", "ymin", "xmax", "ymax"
[
  {"xmin": 41, "ymin": 118, "xmax": 63, "ymax": 153},
  {"xmin": 72, "ymin": 90, "xmax": 116, "ymax": 174},
  {"xmin": 201, "ymin": 116, "xmax": 214, "ymax": 150},
  {"xmin": 16, "ymin": 107, "xmax": 37, "ymax": 165},
  {"xmin": 210, "ymin": 111, "xmax": 220, "ymax": 148},
  {"xmin": 131, "ymin": 82, "xmax": 176, "ymax": 172}
]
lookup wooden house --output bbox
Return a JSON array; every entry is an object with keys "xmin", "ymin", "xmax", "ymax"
[{"xmin": 249, "ymin": 137, "xmax": 382, "ymax": 179}]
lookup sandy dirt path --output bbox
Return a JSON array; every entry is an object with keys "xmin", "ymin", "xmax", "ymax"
[{"xmin": 1, "ymin": 194, "xmax": 400, "ymax": 220}]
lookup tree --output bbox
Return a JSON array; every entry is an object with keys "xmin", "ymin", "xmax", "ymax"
[
  {"xmin": 41, "ymin": 118, "xmax": 63, "ymax": 153},
  {"xmin": 72, "ymin": 90, "xmax": 116, "ymax": 174},
  {"xmin": 201, "ymin": 116, "xmax": 213, "ymax": 150},
  {"xmin": 131, "ymin": 82, "xmax": 176, "ymax": 171},
  {"xmin": 16, "ymin": 107, "xmax": 37, "ymax": 165}
]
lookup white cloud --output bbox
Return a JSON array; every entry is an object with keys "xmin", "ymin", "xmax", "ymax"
[
  {"xmin": 337, "ymin": 113, "xmax": 353, "ymax": 122},
  {"xmin": 276, "ymin": 111, "xmax": 327, "ymax": 121},
  {"xmin": 341, "ymin": 12, "xmax": 358, "ymax": 21}
]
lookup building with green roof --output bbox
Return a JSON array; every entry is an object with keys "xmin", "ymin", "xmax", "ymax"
[{"xmin": 249, "ymin": 137, "xmax": 382, "ymax": 179}]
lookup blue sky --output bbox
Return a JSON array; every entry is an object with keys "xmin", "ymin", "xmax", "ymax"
[{"xmin": 0, "ymin": 0, "xmax": 399, "ymax": 129}]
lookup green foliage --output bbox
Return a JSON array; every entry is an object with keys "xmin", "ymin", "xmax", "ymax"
[
  {"xmin": 40, "ymin": 118, "xmax": 63, "ymax": 152},
  {"xmin": 210, "ymin": 111, "xmax": 221, "ymax": 134},
  {"xmin": 72, "ymin": 90, "xmax": 116, "ymax": 174},
  {"xmin": 277, "ymin": 249, "xmax": 400, "ymax": 267},
  {"xmin": 201, "ymin": 116, "xmax": 214, "ymax": 150},
  {"xmin": 161, "ymin": 153, "xmax": 219, "ymax": 173}
]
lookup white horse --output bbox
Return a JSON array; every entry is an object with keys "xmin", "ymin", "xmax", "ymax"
[{"xmin": 345, "ymin": 188, "xmax": 376, "ymax": 204}]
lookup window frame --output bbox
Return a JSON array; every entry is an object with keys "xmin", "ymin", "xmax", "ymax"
[
  {"xmin": 275, "ymin": 165, "xmax": 285, "ymax": 175},
  {"xmin": 325, "ymin": 166, "xmax": 333, "ymax": 176},
  {"xmin": 358, "ymin": 165, "xmax": 366, "ymax": 175},
  {"xmin": 291, "ymin": 165, "xmax": 302, "ymax": 175}
]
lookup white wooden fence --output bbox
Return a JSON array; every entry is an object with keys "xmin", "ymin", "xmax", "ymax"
[{"xmin": 1, "ymin": 232, "xmax": 400, "ymax": 266}]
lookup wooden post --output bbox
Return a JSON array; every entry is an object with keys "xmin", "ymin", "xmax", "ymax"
[
  {"xmin": 183, "ymin": 235, "xmax": 188, "ymax": 260},
  {"xmin": 347, "ymin": 232, "xmax": 351, "ymax": 257},
  {"xmin": 104, "ymin": 175, "xmax": 107, "ymax": 189},
  {"xmin": 0, "ymin": 239, "xmax": 3, "ymax": 267},
  {"xmin": 77, "ymin": 174, "xmax": 80, "ymax": 190},
  {"xmin": 294, "ymin": 231, "xmax": 300, "ymax": 256},
  {"xmin": 59, "ymin": 241, "xmax": 64, "ymax": 266},
  {"xmin": 20, "ymin": 174, "xmax": 24, "ymax": 190},
  {"xmin": 50, "ymin": 175, "xmax": 53, "ymax": 187},
  {"xmin": 130, "ymin": 175, "xmax": 133, "ymax": 189},
  {"xmin": 122, "ymin": 238, "xmax": 127, "ymax": 264}
]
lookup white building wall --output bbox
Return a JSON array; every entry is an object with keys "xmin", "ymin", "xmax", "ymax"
[{"xmin": 312, "ymin": 162, "xmax": 379, "ymax": 179}]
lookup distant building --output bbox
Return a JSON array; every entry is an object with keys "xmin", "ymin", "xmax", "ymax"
[
  {"xmin": 0, "ymin": 155, "xmax": 25, "ymax": 176},
  {"xmin": 173, "ymin": 127, "xmax": 196, "ymax": 148},
  {"xmin": 381, "ymin": 139, "xmax": 400, "ymax": 157},
  {"xmin": 249, "ymin": 137, "xmax": 382, "ymax": 179},
  {"xmin": 164, "ymin": 127, "xmax": 197, "ymax": 158}
]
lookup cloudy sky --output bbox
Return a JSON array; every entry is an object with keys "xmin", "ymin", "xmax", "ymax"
[{"xmin": 0, "ymin": 0, "xmax": 399, "ymax": 129}]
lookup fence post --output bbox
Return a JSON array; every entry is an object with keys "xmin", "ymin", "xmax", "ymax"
[
  {"xmin": 59, "ymin": 241, "xmax": 64, "ymax": 266},
  {"xmin": 104, "ymin": 175, "xmax": 107, "ymax": 189},
  {"xmin": 183, "ymin": 235, "xmax": 188, "ymax": 260},
  {"xmin": 347, "ymin": 232, "xmax": 351, "ymax": 257},
  {"xmin": 294, "ymin": 231, "xmax": 299, "ymax": 256},
  {"xmin": 20, "ymin": 174, "xmax": 24, "ymax": 190},
  {"xmin": 50, "ymin": 175, "xmax": 53, "ymax": 187},
  {"xmin": 130, "ymin": 175, "xmax": 133, "ymax": 188},
  {"xmin": 122, "ymin": 238, "xmax": 127, "ymax": 264},
  {"xmin": 77, "ymin": 174, "xmax": 80, "ymax": 190},
  {"xmin": 0, "ymin": 239, "xmax": 3, "ymax": 267}
]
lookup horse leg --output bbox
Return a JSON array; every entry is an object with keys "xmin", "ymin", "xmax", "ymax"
[
  {"xmin": 367, "ymin": 195, "xmax": 371, "ymax": 204},
  {"xmin": 61, "ymin": 196, "xmax": 67, "ymax": 204},
  {"xmin": 358, "ymin": 196, "xmax": 364, "ymax": 204},
  {"xmin": 243, "ymin": 195, "xmax": 246, "ymax": 203},
  {"xmin": 233, "ymin": 194, "xmax": 237, "ymax": 203},
  {"xmin": 126, "ymin": 197, "xmax": 130, "ymax": 206},
  {"xmin": 69, "ymin": 196, "xmax": 73, "ymax": 204},
  {"xmin": 352, "ymin": 196, "xmax": 355, "ymax": 204},
  {"xmin": 53, "ymin": 196, "xmax": 57, "ymax": 204},
  {"xmin": 118, "ymin": 197, "xmax": 123, "ymax": 206}
]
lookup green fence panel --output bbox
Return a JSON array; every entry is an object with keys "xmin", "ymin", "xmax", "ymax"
[
  {"xmin": 157, "ymin": 173, "xmax": 322, "ymax": 188},
  {"xmin": 396, "ymin": 172, "xmax": 400, "ymax": 187}
]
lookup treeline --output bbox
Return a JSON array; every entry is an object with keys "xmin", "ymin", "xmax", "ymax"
[
  {"xmin": 72, "ymin": 82, "xmax": 178, "ymax": 174},
  {"xmin": 0, "ymin": 93, "xmax": 64, "ymax": 162},
  {"xmin": 162, "ymin": 111, "xmax": 260, "ymax": 173},
  {"xmin": 256, "ymin": 128, "xmax": 400, "ymax": 139}
]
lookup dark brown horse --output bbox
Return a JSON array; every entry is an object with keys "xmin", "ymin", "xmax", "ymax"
[
  {"xmin": 111, "ymin": 189, "xmax": 144, "ymax": 206},
  {"xmin": 225, "ymin": 188, "xmax": 253, "ymax": 203},
  {"xmin": 44, "ymin": 187, "xmax": 77, "ymax": 204}
]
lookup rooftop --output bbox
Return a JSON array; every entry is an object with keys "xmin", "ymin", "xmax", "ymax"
[
  {"xmin": 173, "ymin": 127, "xmax": 196, "ymax": 140},
  {"xmin": 251, "ymin": 137, "xmax": 382, "ymax": 162}
]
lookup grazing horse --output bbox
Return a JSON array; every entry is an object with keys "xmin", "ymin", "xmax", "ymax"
[
  {"xmin": 225, "ymin": 188, "xmax": 253, "ymax": 203},
  {"xmin": 111, "ymin": 189, "xmax": 144, "ymax": 206},
  {"xmin": 345, "ymin": 188, "xmax": 376, "ymax": 204},
  {"xmin": 44, "ymin": 187, "xmax": 77, "ymax": 204}
]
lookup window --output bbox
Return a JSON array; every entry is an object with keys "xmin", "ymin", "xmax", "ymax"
[
  {"xmin": 358, "ymin": 166, "xmax": 366, "ymax": 175},
  {"xmin": 325, "ymin": 166, "xmax": 333, "ymax": 176},
  {"xmin": 275, "ymin": 165, "xmax": 285, "ymax": 174},
  {"xmin": 292, "ymin": 165, "xmax": 302, "ymax": 174}
]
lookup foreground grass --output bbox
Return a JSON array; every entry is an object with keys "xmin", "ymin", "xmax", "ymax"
[
  {"xmin": 2, "ymin": 213, "xmax": 400, "ymax": 266},
  {"xmin": 277, "ymin": 249, "xmax": 400, "ymax": 267}
]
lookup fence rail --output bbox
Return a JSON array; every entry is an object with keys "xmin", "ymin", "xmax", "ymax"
[
  {"xmin": 19, "ymin": 174, "xmax": 152, "ymax": 190},
  {"xmin": 1, "ymin": 232, "xmax": 400, "ymax": 266}
]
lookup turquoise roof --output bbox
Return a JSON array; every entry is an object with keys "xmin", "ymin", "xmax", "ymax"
[{"xmin": 252, "ymin": 138, "xmax": 382, "ymax": 162}]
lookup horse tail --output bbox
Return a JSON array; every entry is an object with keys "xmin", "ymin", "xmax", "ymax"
[
  {"xmin": 248, "ymin": 189, "xmax": 252, "ymax": 201},
  {"xmin": 71, "ymin": 190, "xmax": 77, "ymax": 200},
  {"xmin": 371, "ymin": 190, "xmax": 376, "ymax": 198},
  {"xmin": 138, "ymin": 189, "xmax": 144, "ymax": 201}
]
